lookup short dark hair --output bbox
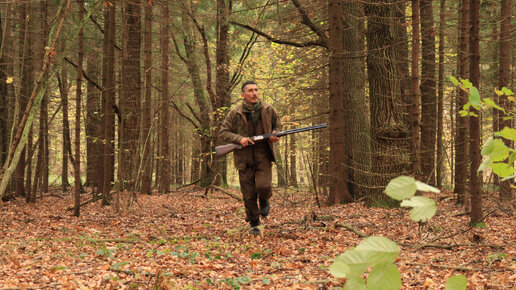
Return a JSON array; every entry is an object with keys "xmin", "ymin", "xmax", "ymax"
[{"xmin": 241, "ymin": 81, "xmax": 257, "ymax": 92}]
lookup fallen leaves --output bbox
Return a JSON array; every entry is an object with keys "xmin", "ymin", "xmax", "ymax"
[{"xmin": 0, "ymin": 188, "xmax": 514, "ymax": 289}]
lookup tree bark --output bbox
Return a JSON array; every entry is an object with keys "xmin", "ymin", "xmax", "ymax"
[
  {"xmin": 327, "ymin": 0, "xmax": 352, "ymax": 204},
  {"xmin": 120, "ymin": 0, "xmax": 141, "ymax": 191},
  {"xmin": 410, "ymin": 0, "xmax": 422, "ymax": 178},
  {"xmin": 141, "ymin": 0, "xmax": 153, "ymax": 194},
  {"xmin": 73, "ymin": 0, "xmax": 84, "ymax": 217},
  {"xmin": 102, "ymin": 0, "xmax": 116, "ymax": 204},
  {"xmin": 59, "ymin": 69, "xmax": 71, "ymax": 191},
  {"xmin": 419, "ymin": 0, "xmax": 437, "ymax": 185},
  {"xmin": 436, "ymin": 0, "xmax": 446, "ymax": 188},
  {"xmin": 497, "ymin": 0, "xmax": 512, "ymax": 200},
  {"xmin": 159, "ymin": 1, "xmax": 170, "ymax": 193},
  {"xmin": 454, "ymin": 0, "xmax": 469, "ymax": 204},
  {"xmin": 469, "ymin": 0, "xmax": 482, "ymax": 224}
]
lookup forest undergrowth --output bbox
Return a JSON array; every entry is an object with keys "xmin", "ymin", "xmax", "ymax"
[{"xmin": 0, "ymin": 187, "xmax": 514, "ymax": 289}]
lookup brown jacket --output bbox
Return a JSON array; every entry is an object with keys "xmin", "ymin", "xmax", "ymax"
[{"xmin": 219, "ymin": 100, "xmax": 282, "ymax": 170}]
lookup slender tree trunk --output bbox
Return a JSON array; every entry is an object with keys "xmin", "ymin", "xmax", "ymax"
[
  {"xmin": 214, "ymin": 0, "xmax": 231, "ymax": 187},
  {"xmin": 0, "ymin": 7, "xmax": 7, "ymax": 170},
  {"xmin": 102, "ymin": 0, "xmax": 116, "ymax": 204},
  {"xmin": 73, "ymin": 0, "xmax": 84, "ymax": 217},
  {"xmin": 327, "ymin": 0, "xmax": 352, "ymax": 204},
  {"xmin": 498, "ymin": 0, "xmax": 512, "ymax": 200},
  {"xmin": 454, "ymin": 0, "xmax": 469, "ymax": 204},
  {"xmin": 410, "ymin": 0, "xmax": 421, "ymax": 178},
  {"xmin": 289, "ymin": 133, "xmax": 298, "ymax": 187},
  {"xmin": 420, "ymin": 0, "xmax": 437, "ymax": 185},
  {"xmin": 141, "ymin": 0, "xmax": 153, "ymax": 194},
  {"xmin": 86, "ymin": 53, "xmax": 101, "ymax": 190},
  {"xmin": 436, "ymin": 0, "xmax": 446, "ymax": 188},
  {"xmin": 60, "ymin": 70, "xmax": 71, "ymax": 191},
  {"xmin": 159, "ymin": 1, "xmax": 170, "ymax": 193},
  {"xmin": 469, "ymin": 0, "xmax": 482, "ymax": 224}
]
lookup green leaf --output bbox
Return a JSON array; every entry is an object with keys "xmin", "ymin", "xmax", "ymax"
[
  {"xmin": 384, "ymin": 176, "xmax": 417, "ymax": 201},
  {"xmin": 501, "ymin": 175, "xmax": 515, "ymax": 181},
  {"xmin": 459, "ymin": 110, "xmax": 469, "ymax": 117},
  {"xmin": 486, "ymin": 139, "xmax": 510, "ymax": 162},
  {"xmin": 400, "ymin": 196, "xmax": 437, "ymax": 222},
  {"xmin": 481, "ymin": 137, "xmax": 494, "ymax": 156},
  {"xmin": 498, "ymin": 127, "xmax": 516, "ymax": 142},
  {"xmin": 477, "ymin": 157, "xmax": 491, "ymax": 173},
  {"xmin": 329, "ymin": 258, "xmax": 353, "ymax": 278},
  {"xmin": 331, "ymin": 250, "xmax": 369, "ymax": 277},
  {"xmin": 344, "ymin": 276, "xmax": 366, "ymax": 290},
  {"xmin": 490, "ymin": 162, "xmax": 514, "ymax": 178},
  {"xmin": 366, "ymin": 262, "xmax": 402, "ymax": 290},
  {"xmin": 462, "ymin": 78, "xmax": 472, "ymax": 89},
  {"xmin": 449, "ymin": 76, "xmax": 459, "ymax": 86},
  {"xmin": 445, "ymin": 275, "xmax": 467, "ymax": 290},
  {"xmin": 483, "ymin": 98, "xmax": 505, "ymax": 111},
  {"xmin": 239, "ymin": 276, "xmax": 251, "ymax": 284},
  {"xmin": 414, "ymin": 181, "xmax": 440, "ymax": 193},
  {"xmin": 501, "ymin": 87, "xmax": 514, "ymax": 96},
  {"xmin": 468, "ymin": 87, "xmax": 481, "ymax": 107},
  {"xmin": 355, "ymin": 236, "xmax": 399, "ymax": 265}
]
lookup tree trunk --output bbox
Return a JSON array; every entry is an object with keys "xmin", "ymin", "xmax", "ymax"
[
  {"xmin": 141, "ymin": 0, "xmax": 153, "ymax": 194},
  {"xmin": 159, "ymin": 1, "xmax": 170, "ymax": 193},
  {"xmin": 498, "ymin": 0, "xmax": 512, "ymax": 200},
  {"xmin": 454, "ymin": 0, "xmax": 469, "ymax": 204},
  {"xmin": 410, "ymin": 0, "xmax": 422, "ymax": 178},
  {"xmin": 214, "ymin": 0, "xmax": 231, "ymax": 187},
  {"xmin": 327, "ymin": 0, "xmax": 352, "ymax": 204},
  {"xmin": 102, "ymin": 0, "xmax": 116, "ymax": 204},
  {"xmin": 59, "ymin": 69, "xmax": 71, "ymax": 191},
  {"xmin": 341, "ymin": 0, "xmax": 369, "ymax": 200},
  {"xmin": 365, "ymin": 0, "xmax": 411, "ymax": 203},
  {"xmin": 469, "ymin": 0, "xmax": 482, "ymax": 224},
  {"xmin": 120, "ymin": 0, "xmax": 141, "ymax": 191},
  {"xmin": 0, "ymin": 7, "xmax": 7, "ymax": 170},
  {"xmin": 419, "ymin": 0, "xmax": 437, "ymax": 185},
  {"xmin": 73, "ymin": 0, "xmax": 84, "ymax": 217},
  {"xmin": 436, "ymin": 0, "xmax": 446, "ymax": 188},
  {"xmin": 86, "ymin": 50, "xmax": 101, "ymax": 191}
]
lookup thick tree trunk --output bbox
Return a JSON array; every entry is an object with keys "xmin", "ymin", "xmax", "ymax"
[
  {"xmin": 0, "ymin": 8, "xmax": 7, "ymax": 169},
  {"xmin": 120, "ymin": 0, "xmax": 141, "ymax": 191},
  {"xmin": 419, "ymin": 0, "xmax": 437, "ymax": 185},
  {"xmin": 159, "ymin": 2, "xmax": 170, "ymax": 193},
  {"xmin": 341, "ymin": 0, "xmax": 369, "ymax": 199},
  {"xmin": 86, "ymin": 52, "xmax": 101, "ymax": 190},
  {"xmin": 498, "ymin": 0, "xmax": 512, "ymax": 200},
  {"xmin": 327, "ymin": 0, "xmax": 352, "ymax": 204},
  {"xmin": 469, "ymin": 0, "xmax": 482, "ymax": 224},
  {"xmin": 141, "ymin": 1, "xmax": 153, "ymax": 194},
  {"xmin": 365, "ymin": 0, "xmax": 411, "ymax": 203},
  {"xmin": 454, "ymin": 0, "xmax": 469, "ymax": 204}
]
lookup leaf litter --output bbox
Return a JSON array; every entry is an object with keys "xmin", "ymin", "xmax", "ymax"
[{"xmin": 0, "ymin": 188, "xmax": 514, "ymax": 289}]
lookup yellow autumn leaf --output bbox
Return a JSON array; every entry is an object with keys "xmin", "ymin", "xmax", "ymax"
[
  {"xmin": 6, "ymin": 76, "xmax": 13, "ymax": 84},
  {"xmin": 494, "ymin": 88, "xmax": 504, "ymax": 96},
  {"xmin": 508, "ymin": 96, "xmax": 516, "ymax": 102}
]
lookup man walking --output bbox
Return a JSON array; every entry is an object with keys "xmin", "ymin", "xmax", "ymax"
[{"xmin": 219, "ymin": 81, "xmax": 282, "ymax": 235}]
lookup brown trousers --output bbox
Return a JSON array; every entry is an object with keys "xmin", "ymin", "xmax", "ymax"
[{"xmin": 239, "ymin": 159, "xmax": 272, "ymax": 223}]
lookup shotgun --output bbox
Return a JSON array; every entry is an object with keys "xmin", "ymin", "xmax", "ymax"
[{"xmin": 215, "ymin": 123, "xmax": 327, "ymax": 157}]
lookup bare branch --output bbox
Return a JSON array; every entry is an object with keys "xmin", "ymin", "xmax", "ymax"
[
  {"xmin": 291, "ymin": 0, "xmax": 328, "ymax": 45},
  {"xmin": 170, "ymin": 101, "xmax": 200, "ymax": 129}
]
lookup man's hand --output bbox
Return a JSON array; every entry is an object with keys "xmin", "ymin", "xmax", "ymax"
[
  {"xmin": 239, "ymin": 137, "xmax": 255, "ymax": 147},
  {"xmin": 269, "ymin": 131, "xmax": 280, "ymax": 143}
]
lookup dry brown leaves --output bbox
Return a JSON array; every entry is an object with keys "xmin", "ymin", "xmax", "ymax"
[{"xmin": 0, "ymin": 188, "xmax": 514, "ymax": 289}]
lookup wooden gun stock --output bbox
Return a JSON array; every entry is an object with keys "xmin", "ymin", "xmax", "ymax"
[
  {"xmin": 215, "ymin": 123, "xmax": 327, "ymax": 158},
  {"xmin": 215, "ymin": 143, "xmax": 243, "ymax": 157}
]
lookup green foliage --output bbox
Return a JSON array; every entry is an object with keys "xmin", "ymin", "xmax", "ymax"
[
  {"xmin": 330, "ymin": 178, "xmax": 466, "ymax": 289},
  {"xmin": 384, "ymin": 176, "xmax": 439, "ymax": 222},
  {"xmin": 445, "ymin": 275, "xmax": 468, "ymax": 290},
  {"xmin": 450, "ymin": 77, "xmax": 516, "ymax": 178},
  {"xmin": 219, "ymin": 275, "xmax": 251, "ymax": 290}
]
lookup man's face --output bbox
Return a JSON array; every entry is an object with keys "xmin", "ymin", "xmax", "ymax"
[{"xmin": 241, "ymin": 84, "xmax": 259, "ymax": 104}]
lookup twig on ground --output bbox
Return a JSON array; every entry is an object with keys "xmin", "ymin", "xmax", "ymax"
[{"xmin": 334, "ymin": 222, "xmax": 368, "ymax": 238}]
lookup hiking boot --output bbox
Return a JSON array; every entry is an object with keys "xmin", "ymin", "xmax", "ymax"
[
  {"xmin": 249, "ymin": 220, "xmax": 260, "ymax": 235},
  {"xmin": 259, "ymin": 199, "xmax": 270, "ymax": 217}
]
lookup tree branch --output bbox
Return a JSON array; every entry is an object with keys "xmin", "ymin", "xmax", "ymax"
[
  {"xmin": 291, "ymin": 0, "xmax": 328, "ymax": 45},
  {"xmin": 64, "ymin": 57, "xmax": 103, "ymax": 91},
  {"xmin": 230, "ymin": 21, "xmax": 327, "ymax": 48},
  {"xmin": 170, "ymin": 101, "xmax": 199, "ymax": 129}
]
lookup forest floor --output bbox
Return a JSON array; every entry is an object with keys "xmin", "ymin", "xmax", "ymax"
[{"xmin": 0, "ymin": 186, "xmax": 515, "ymax": 289}]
